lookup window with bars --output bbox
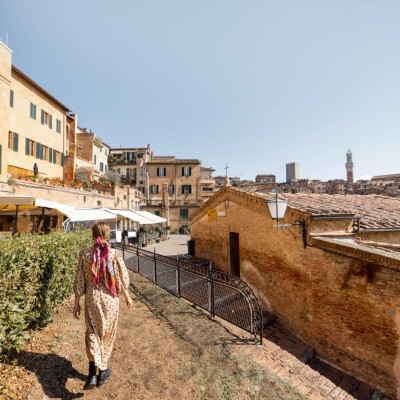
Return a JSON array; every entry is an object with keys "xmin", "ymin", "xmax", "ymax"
[
  {"xmin": 182, "ymin": 167, "xmax": 192, "ymax": 176},
  {"xmin": 182, "ymin": 185, "xmax": 192, "ymax": 195}
]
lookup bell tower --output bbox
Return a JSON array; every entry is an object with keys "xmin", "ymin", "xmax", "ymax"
[{"xmin": 345, "ymin": 149, "xmax": 354, "ymax": 184}]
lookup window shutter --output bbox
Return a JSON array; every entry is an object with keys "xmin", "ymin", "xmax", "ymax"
[
  {"xmin": 61, "ymin": 153, "xmax": 65, "ymax": 166},
  {"xmin": 49, "ymin": 148, "xmax": 53, "ymax": 163},
  {"xmin": 13, "ymin": 133, "xmax": 19, "ymax": 152},
  {"xmin": 49, "ymin": 115, "xmax": 53, "ymax": 129},
  {"xmin": 25, "ymin": 138, "xmax": 29, "ymax": 155},
  {"xmin": 41, "ymin": 110, "xmax": 44, "ymax": 124},
  {"xmin": 182, "ymin": 167, "xmax": 184, "ymax": 176},
  {"xmin": 189, "ymin": 167, "xmax": 192, "ymax": 176}
]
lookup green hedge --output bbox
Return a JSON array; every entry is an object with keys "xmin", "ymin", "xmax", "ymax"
[{"xmin": 0, "ymin": 230, "xmax": 92, "ymax": 358}]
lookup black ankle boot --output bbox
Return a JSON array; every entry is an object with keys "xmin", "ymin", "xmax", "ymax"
[
  {"xmin": 83, "ymin": 361, "xmax": 97, "ymax": 390},
  {"xmin": 97, "ymin": 368, "xmax": 112, "ymax": 387}
]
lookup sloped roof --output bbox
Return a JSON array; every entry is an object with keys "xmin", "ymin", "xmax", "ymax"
[
  {"xmin": 147, "ymin": 158, "xmax": 201, "ymax": 164},
  {"xmin": 191, "ymin": 187, "xmax": 400, "ymax": 230},
  {"xmin": 255, "ymin": 191, "xmax": 400, "ymax": 229},
  {"xmin": 12, "ymin": 66, "xmax": 71, "ymax": 112}
]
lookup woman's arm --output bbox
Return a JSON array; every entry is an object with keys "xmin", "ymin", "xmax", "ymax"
[
  {"xmin": 115, "ymin": 251, "xmax": 133, "ymax": 308},
  {"xmin": 73, "ymin": 250, "xmax": 86, "ymax": 318}
]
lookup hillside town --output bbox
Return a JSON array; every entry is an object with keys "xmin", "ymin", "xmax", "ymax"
[{"xmin": 1, "ymin": 37, "xmax": 400, "ymax": 400}]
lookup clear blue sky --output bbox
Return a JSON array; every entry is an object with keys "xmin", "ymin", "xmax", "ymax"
[{"xmin": 1, "ymin": 0, "xmax": 400, "ymax": 182}]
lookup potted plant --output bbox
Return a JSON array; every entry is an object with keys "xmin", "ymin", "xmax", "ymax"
[{"xmin": 139, "ymin": 225, "xmax": 149, "ymax": 247}]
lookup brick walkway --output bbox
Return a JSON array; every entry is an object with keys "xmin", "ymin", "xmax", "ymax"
[
  {"xmin": 147, "ymin": 236, "xmax": 390, "ymax": 400},
  {"xmin": 260, "ymin": 322, "xmax": 384, "ymax": 400}
]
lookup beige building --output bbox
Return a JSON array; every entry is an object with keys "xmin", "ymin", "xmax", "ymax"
[
  {"xmin": 108, "ymin": 145, "xmax": 152, "ymax": 190},
  {"xmin": 0, "ymin": 41, "xmax": 70, "ymax": 183},
  {"xmin": 190, "ymin": 187, "xmax": 400, "ymax": 399},
  {"xmin": 142, "ymin": 156, "xmax": 201, "ymax": 228}
]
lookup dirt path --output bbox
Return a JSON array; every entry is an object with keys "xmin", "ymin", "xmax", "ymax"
[{"xmin": 1, "ymin": 271, "xmax": 306, "ymax": 400}]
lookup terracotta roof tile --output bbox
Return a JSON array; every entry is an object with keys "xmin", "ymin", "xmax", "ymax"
[{"xmin": 242, "ymin": 189, "xmax": 400, "ymax": 230}]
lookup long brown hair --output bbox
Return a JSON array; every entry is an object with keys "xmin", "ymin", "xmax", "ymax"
[{"xmin": 92, "ymin": 222, "xmax": 111, "ymax": 241}]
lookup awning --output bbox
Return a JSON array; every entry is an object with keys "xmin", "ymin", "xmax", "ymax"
[
  {"xmin": 133, "ymin": 210, "xmax": 167, "ymax": 224},
  {"xmin": 108, "ymin": 209, "xmax": 158, "ymax": 224},
  {"xmin": 66, "ymin": 208, "xmax": 117, "ymax": 222},
  {"xmin": 0, "ymin": 195, "xmax": 74, "ymax": 216}
]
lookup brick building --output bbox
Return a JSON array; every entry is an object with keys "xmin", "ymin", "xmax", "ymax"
[
  {"xmin": 190, "ymin": 187, "xmax": 400, "ymax": 399},
  {"xmin": 255, "ymin": 174, "xmax": 276, "ymax": 183}
]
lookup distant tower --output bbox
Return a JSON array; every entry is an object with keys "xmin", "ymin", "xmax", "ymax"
[
  {"xmin": 286, "ymin": 162, "xmax": 300, "ymax": 182},
  {"xmin": 345, "ymin": 149, "xmax": 354, "ymax": 184}
]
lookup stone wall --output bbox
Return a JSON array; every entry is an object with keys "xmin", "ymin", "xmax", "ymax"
[
  {"xmin": 190, "ymin": 191, "xmax": 400, "ymax": 399},
  {"xmin": 3, "ymin": 181, "xmax": 118, "ymax": 209}
]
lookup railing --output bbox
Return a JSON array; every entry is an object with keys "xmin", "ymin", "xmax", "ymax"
[{"xmin": 113, "ymin": 243, "xmax": 263, "ymax": 344}]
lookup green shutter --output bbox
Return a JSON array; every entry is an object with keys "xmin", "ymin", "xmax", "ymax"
[
  {"xmin": 41, "ymin": 110, "xmax": 44, "ymax": 124},
  {"xmin": 25, "ymin": 138, "xmax": 29, "ymax": 155},
  {"xmin": 13, "ymin": 133, "xmax": 19, "ymax": 152},
  {"xmin": 49, "ymin": 148, "xmax": 53, "ymax": 163},
  {"xmin": 61, "ymin": 153, "xmax": 64, "ymax": 166},
  {"xmin": 36, "ymin": 142, "xmax": 40, "ymax": 158},
  {"xmin": 9, "ymin": 90, "xmax": 14, "ymax": 107},
  {"xmin": 49, "ymin": 115, "xmax": 53, "ymax": 129}
]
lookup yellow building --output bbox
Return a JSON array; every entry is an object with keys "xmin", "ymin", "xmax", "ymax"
[{"xmin": 0, "ymin": 41, "xmax": 70, "ymax": 182}]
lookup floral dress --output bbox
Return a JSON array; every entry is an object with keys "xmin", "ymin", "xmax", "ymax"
[{"xmin": 74, "ymin": 247, "xmax": 130, "ymax": 370}]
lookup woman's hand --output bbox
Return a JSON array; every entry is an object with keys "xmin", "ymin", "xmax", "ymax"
[
  {"xmin": 124, "ymin": 293, "xmax": 133, "ymax": 308},
  {"xmin": 73, "ymin": 302, "xmax": 81, "ymax": 319}
]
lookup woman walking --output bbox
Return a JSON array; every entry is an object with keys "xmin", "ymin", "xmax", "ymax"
[{"xmin": 73, "ymin": 222, "xmax": 133, "ymax": 389}]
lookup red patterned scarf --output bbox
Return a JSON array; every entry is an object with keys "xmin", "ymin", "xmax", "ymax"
[{"xmin": 92, "ymin": 237, "xmax": 118, "ymax": 297}]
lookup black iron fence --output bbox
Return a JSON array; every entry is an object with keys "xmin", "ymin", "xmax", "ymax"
[{"xmin": 114, "ymin": 244, "xmax": 263, "ymax": 344}]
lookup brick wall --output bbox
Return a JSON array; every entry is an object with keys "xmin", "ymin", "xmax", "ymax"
[{"xmin": 190, "ymin": 191, "xmax": 400, "ymax": 399}]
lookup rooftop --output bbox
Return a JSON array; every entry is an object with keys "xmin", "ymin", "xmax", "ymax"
[
  {"xmin": 252, "ymin": 190, "xmax": 400, "ymax": 230},
  {"xmin": 12, "ymin": 65, "xmax": 71, "ymax": 112},
  {"xmin": 147, "ymin": 158, "xmax": 201, "ymax": 164}
]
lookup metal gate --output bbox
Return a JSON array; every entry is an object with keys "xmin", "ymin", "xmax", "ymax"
[{"xmin": 114, "ymin": 244, "xmax": 263, "ymax": 344}]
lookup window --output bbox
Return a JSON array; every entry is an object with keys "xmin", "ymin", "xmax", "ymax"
[
  {"xmin": 35, "ymin": 142, "xmax": 44, "ymax": 159},
  {"xmin": 94, "ymin": 155, "xmax": 97, "ymax": 165},
  {"xmin": 168, "ymin": 184, "xmax": 175, "ymax": 194},
  {"xmin": 41, "ymin": 110, "xmax": 52, "ymax": 128},
  {"xmin": 182, "ymin": 167, "xmax": 191, "ymax": 177},
  {"xmin": 155, "ymin": 211, "xmax": 160, "ymax": 216},
  {"xmin": 9, "ymin": 90, "xmax": 14, "ymax": 107},
  {"xmin": 139, "ymin": 187, "xmax": 145, "ymax": 194},
  {"xmin": 180, "ymin": 209, "xmax": 189, "ymax": 220},
  {"xmin": 56, "ymin": 119, "xmax": 61, "ymax": 133},
  {"xmin": 8, "ymin": 132, "xmax": 19, "ymax": 152},
  {"xmin": 157, "ymin": 167, "xmax": 166, "ymax": 176},
  {"xmin": 182, "ymin": 185, "xmax": 192, "ymax": 195},
  {"xmin": 202, "ymin": 187, "xmax": 213, "ymax": 191},
  {"xmin": 30, "ymin": 103, "xmax": 37, "ymax": 119},
  {"xmin": 100, "ymin": 162, "xmax": 104, "ymax": 172},
  {"xmin": 25, "ymin": 138, "xmax": 35, "ymax": 156},
  {"xmin": 150, "ymin": 185, "xmax": 159, "ymax": 194},
  {"xmin": 105, "ymin": 149, "xmax": 108, "ymax": 156}
]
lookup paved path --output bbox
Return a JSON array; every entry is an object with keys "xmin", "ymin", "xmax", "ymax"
[{"xmin": 139, "ymin": 235, "xmax": 386, "ymax": 400}]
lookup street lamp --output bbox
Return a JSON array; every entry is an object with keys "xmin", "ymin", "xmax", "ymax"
[{"xmin": 266, "ymin": 192, "xmax": 307, "ymax": 248}]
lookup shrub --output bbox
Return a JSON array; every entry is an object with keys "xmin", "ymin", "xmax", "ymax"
[{"xmin": 0, "ymin": 229, "xmax": 92, "ymax": 358}]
